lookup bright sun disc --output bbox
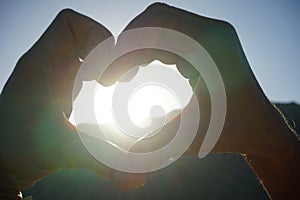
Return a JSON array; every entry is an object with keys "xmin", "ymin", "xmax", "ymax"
[
  {"xmin": 69, "ymin": 60, "xmax": 193, "ymax": 140},
  {"xmin": 93, "ymin": 61, "xmax": 192, "ymax": 128}
]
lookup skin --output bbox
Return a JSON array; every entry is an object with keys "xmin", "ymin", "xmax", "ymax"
[
  {"xmin": 105, "ymin": 3, "xmax": 300, "ymax": 199},
  {"xmin": 0, "ymin": 9, "xmax": 145, "ymax": 199},
  {"xmin": 0, "ymin": 3, "xmax": 299, "ymax": 199}
]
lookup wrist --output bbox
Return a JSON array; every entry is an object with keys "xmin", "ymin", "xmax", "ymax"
[
  {"xmin": 241, "ymin": 103, "xmax": 300, "ymax": 198},
  {"xmin": 245, "ymin": 102, "xmax": 299, "ymax": 156}
]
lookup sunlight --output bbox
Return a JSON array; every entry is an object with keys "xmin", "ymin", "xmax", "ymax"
[
  {"xmin": 69, "ymin": 61, "xmax": 193, "ymax": 138},
  {"xmin": 127, "ymin": 84, "xmax": 180, "ymax": 127},
  {"xmin": 93, "ymin": 60, "xmax": 192, "ymax": 127}
]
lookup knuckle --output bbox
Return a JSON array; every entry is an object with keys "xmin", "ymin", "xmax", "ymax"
[
  {"xmin": 223, "ymin": 21, "xmax": 236, "ymax": 33},
  {"xmin": 145, "ymin": 2, "xmax": 171, "ymax": 15},
  {"xmin": 146, "ymin": 2, "xmax": 169, "ymax": 10},
  {"xmin": 212, "ymin": 20, "xmax": 237, "ymax": 41},
  {"xmin": 57, "ymin": 8, "xmax": 76, "ymax": 18},
  {"xmin": 55, "ymin": 8, "xmax": 80, "ymax": 23},
  {"xmin": 220, "ymin": 20, "xmax": 237, "ymax": 35}
]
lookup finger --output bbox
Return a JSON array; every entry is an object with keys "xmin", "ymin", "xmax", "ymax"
[
  {"xmin": 176, "ymin": 58, "xmax": 200, "ymax": 89},
  {"xmin": 32, "ymin": 10, "xmax": 148, "ymax": 189},
  {"xmin": 33, "ymin": 9, "xmax": 113, "ymax": 58},
  {"xmin": 42, "ymin": 118, "xmax": 147, "ymax": 190},
  {"xmin": 36, "ymin": 117, "xmax": 113, "ymax": 177},
  {"xmin": 100, "ymin": 49, "xmax": 178, "ymax": 86},
  {"xmin": 101, "ymin": 3, "xmax": 204, "ymax": 86},
  {"xmin": 29, "ymin": 9, "xmax": 114, "ymax": 116},
  {"xmin": 99, "ymin": 3, "xmax": 181, "ymax": 86}
]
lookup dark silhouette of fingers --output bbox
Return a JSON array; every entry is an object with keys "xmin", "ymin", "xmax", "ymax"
[{"xmin": 26, "ymin": 9, "xmax": 113, "ymax": 116}]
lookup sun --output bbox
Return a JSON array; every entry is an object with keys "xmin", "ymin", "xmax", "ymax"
[{"xmin": 69, "ymin": 61, "xmax": 193, "ymax": 136}]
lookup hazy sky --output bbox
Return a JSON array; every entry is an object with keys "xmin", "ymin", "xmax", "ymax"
[{"xmin": 1, "ymin": 0, "xmax": 299, "ymax": 103}]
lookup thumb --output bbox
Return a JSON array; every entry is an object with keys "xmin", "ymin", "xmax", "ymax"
[{"xmin": 50, "ymin": 118, "xmax": 146, "ymax": 190}]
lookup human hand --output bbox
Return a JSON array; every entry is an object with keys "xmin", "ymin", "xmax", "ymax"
[
  {"xmin": 1, "ymin": 4, "xmax": 299, "ymax": 199},
  {"xmin": 0, "ymin": 9, "xmax": 145, "ymax": 198},
  {"xmin": 102, "ymin": 3, "xmax": 300, "ymax": 199},
  {"xmin": 103, "ymin": 2, "xmax": 277, "ymax": 155}
]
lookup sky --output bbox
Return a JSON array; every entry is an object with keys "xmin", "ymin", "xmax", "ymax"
[{"xmin": 0, "ymin": 0, "xmax": 299, "ymax": 104}]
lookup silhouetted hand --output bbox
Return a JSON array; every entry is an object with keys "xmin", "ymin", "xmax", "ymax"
[
  {"xmin": 103, "ymin": 3, "xmax": 272, "ymax": 154},
  {"xmin": 1, "ymin": 4, "xmax": 299, "ymax": 200},
  {"xmin": 103, "ymin": 3, "xmax": 300, "ymax": 199},
  {"xmin": 0, "ymin": 9, "xmax": 145, "ymax": 199}
]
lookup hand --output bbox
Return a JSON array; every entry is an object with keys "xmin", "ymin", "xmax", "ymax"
[
  {"xmin": 103, "ymin": 2, "xmax": 271, "ymax": 154},
  {"xmin": 103, "ymin": 3, "xmax": 300, "ymax": 199},
  {"xmin": 0, "ymin": 9, "xmax": 144, "ymax": 198}
]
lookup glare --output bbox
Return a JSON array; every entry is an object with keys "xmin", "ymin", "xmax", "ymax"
[
  {"xmin": 69, "ymin": 61, "xmax": 193, "ymax": 131},
  {"xmin": 127, "ymin": 84, "xmax": 180, "ymax": 127}
]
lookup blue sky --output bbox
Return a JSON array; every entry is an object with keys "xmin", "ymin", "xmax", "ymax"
[{"xmin": 0, "ymin": 0, "xmax": 299, "ymax": 103}]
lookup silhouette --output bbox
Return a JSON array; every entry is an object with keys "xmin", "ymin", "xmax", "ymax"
[
  {"xmin": 1, "ymin": 3, "xmax": 299, "ymax": 199},
  {"xmin": 22, "ymin": 103, "xmax": 299, "ymax": 199}
]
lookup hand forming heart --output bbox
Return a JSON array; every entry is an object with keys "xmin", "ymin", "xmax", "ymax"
[{"xmin": 1, "ymin": 3, "xmax": 299, "ymax": 199}]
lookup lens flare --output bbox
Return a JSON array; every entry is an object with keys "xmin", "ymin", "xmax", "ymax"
[{"xmin": 72, "ymin": 27, "xmax": 226, "ymax": 173}]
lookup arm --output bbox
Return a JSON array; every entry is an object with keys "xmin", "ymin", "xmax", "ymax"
[{"xmin": 241, "ymin": 104, "xmax": 300, "ymax": 199}]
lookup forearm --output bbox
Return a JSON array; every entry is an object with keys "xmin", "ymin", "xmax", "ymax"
[
  {"xmin": 242, "ymin": 104, "xmax": 300, "ymax": 199},
  {"xmin": 0, "ymin": 98, "xmax": 21, "ymax": 200},
  {"xmin": 0, "ymin": 140, "xmax": 22, "ymax": 200}
]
